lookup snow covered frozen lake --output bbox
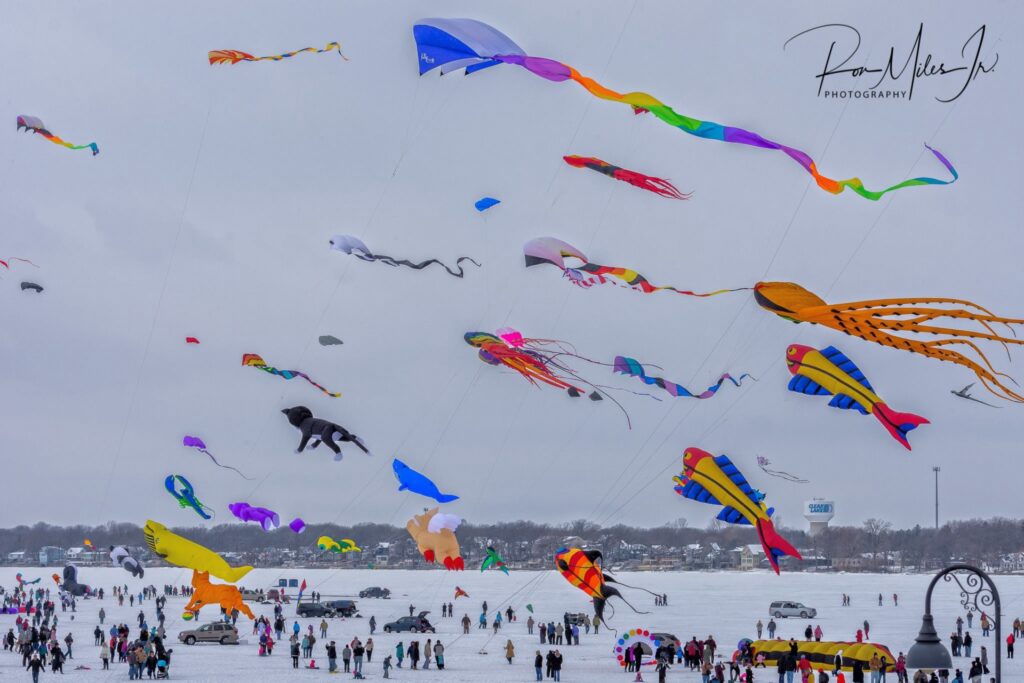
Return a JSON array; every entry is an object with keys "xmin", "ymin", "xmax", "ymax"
[{"xmin": 3, "ymin": 568, "xmax": 1024, "ymax": 681}]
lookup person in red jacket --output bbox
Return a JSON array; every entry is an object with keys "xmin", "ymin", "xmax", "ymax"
[{"xmin": 1007, "ymin": 632, "xmax": 1015, "ymax": 659}]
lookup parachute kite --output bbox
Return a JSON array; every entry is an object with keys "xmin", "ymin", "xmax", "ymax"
[
  {"xmin": 754, "ymin": 281, "xmax": 1024, "ymax": 402},
  {"xmin": 165, "ymin": 474, "xmax": 214, "ymax": 520},
  {"xmin": 281, "ymin": 406, "xmax": 370, "ymax": 459},
  {"xmin": 228, "ymin": 502, "xmax": 280, "ymax": 532},
  {"xmin": 185, "ymin": 337, "xmax": 200, "ymax": 344},
  {"xmin": 613, "ymin": 357, "xmax": 753, "ymax": 400},
  {"xmin": 243, "ymin": 353, "xmax": 341, "ymax": 398},
  {"xmin": 208, "ymin": 42, "xmax": 346, "ymax": 65},
  {"xmin": 182, "ymin": 435, "xmax": 252, "ymax": 479},
  {"xmin": 785, "ymin": 344, "xmax": 928, "ymax": 450},
  {"xmin": 474, "ymin": 197, "xmax": 501, "ymax": 212},
  {"xmin": 555, "ymin": 547, "xmax": 655, "ymax": 622},
  {"xmin": 480, "ymin": 546, "xmax": 509, "ymax": 575},
  {"xmin": 16, "ymin": 115, "xmax": 99, "ymax": 155},
  {"xmin": 407, "ymin": 508, "xmax": 463, "ymax": 570},
  {"xmin": 412, "ymin": 19, "xmax": 957, "ymax": 202},
  {"xmin": 109, "ymin": 546, "xmax": 144, "ymax": 579},
  {"xmin": 20, "ymin": 282, "xmax": 43, "ymax": 293},
  {"xmin": 318, "ymin": 335, "xmax": 344, "ymax": 346},
  {"xmin": 329, "ymin": 235, "xmax": 481, "ymax": 279},
  {"xmin": 392, "ymin": 458, "xmax": 459, "ymax": 503},
  {"xmin": 563, "ymin": 156, "xmax": 690, "ymax": 200},
  {"xmin": 289, "ymin": 518, "xmax": 307, "ymax": 534},
  {"xmin": 454, "ymin": 586, "xmax": 469, "ymax": 600},
  {"xmin": 143, "ymin": 520, "xmax": 253, "ymax": 583},
  {"xmin": 673, "ymin": 447, "xmax": 801, "ymax": 573},
  {"xmin": 756, "ymin": 456, "xmax": 808, "ymax": 484},
  {"xmin": 524, "ymin": 237, "xmax": 747, "ymax": 297},
  {"xmin": 317, "ymin": 536, "xmax": 361, "ymax": 553}
]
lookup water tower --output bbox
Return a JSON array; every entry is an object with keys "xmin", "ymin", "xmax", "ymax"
[{"xmin": 803, "ymin": 498, "xmax": 835, "ymax": 536}]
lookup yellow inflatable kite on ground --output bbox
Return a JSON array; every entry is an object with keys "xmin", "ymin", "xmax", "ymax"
[
  {"xmin": 143, "ymin": 520, "xmax": 253, "ymax": 583},
  {"xmin": 749, "ymin": 640, "xmax": 895, "ymax": 672}
]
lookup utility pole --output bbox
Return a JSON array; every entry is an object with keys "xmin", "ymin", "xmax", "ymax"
[{"xmin": 932, "ymin": 467, "xmax": 940, "ymax": 529}]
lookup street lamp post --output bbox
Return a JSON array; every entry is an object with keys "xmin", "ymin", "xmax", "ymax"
[
  {"xmin": 932, "ymin": 467, "xmax": 940, "ymax": 529},
  {"xmin": 907, "ymin": 564, "xmax": 1001, "ymax": 681}
]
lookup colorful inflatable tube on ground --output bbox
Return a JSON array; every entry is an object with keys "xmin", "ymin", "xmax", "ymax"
[{"xmin": 748, "ymin": 640, "xmax": 896, "ymax": 672}]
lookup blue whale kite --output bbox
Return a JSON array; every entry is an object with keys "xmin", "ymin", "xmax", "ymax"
[{"xmin": 392, "ymin": 458, "xmax": 459, "ymax": 504}]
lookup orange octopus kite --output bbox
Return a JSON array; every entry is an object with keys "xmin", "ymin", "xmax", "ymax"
[{"xmin": 754, "ymin": 282, "xmax": 1024, "ymax": 402}]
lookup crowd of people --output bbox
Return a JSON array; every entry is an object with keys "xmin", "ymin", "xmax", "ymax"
[{"xmin": 3, "ymin": 578, "xmax": 1023, "ymax": 681}]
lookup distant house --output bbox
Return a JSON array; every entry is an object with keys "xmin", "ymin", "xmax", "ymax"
[
  {"xmin": 66, "ymin": 546, "xmax": 86, "ymax": 559},
  {"xmin": 733, "ymin": 545, "xmax": 765, "ymax": 571},
  {"xmin": 999, "ymin": 552, "xmax": 1024, "ymax": 572},
  {"xmin": 7, "ymin": 551, "xmax": 27, "ymax": 563},
  {"xmin": 39, "ymin": 546, "xmax": 66, "ymax": 566}
]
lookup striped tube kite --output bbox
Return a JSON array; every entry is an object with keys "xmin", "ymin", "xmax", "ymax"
[
  {"xmin": 524, "ymin": 236, "xmax": 746, "ymax": 297},
  {"xmin": 242, "ymin": 353, "xmax": 341, "ymax": 398},
  {"xmin": 209, "ymin": 42, "xmax": 347, "ymax": 65},
  {"xmin": 754, "ymin": 282, "xmax": 1024, "ymax": 402},
  {"xmin": 747, "ymin": 640, "xmax": 896, "ymax": 673},
  {"xmin": 17, "ymin": 116, "xmax": 98, "ymax": 156},
  {"xmin": 613, "ymin": 356, "xmax": 753, "ymax": 399},
  {"xmin": 412, "ymin": 19, "xmax": 957, "ymax": 201},
  {"xmin": 563, "ymin": 156, "xmax": 690, "ymax": 200}
]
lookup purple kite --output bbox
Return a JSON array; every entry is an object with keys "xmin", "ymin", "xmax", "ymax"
[
  {"xmin": 228, "ymin": 502, "xmax": 280, "ymax": 532},
  {"xmin": 182, "ymin": 436, "xmax": 253, "ymax": 480}
]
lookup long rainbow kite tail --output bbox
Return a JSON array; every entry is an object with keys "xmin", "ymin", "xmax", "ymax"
[
  {"xmin": 494, "ymin": 55, "xmax": 956, "ymax": 201},
  {"xmin": 17, "ymin": 116, "xmax": 98, "ymax": 156},
  {"xmin": 613, "ymin": 356, "xmax": 754, "ymax": 399},
  {"xmin": 209, "ymin": 42, "xmax": 347, "ymax": 65},
  {"xmin": 242, "ymin": 353, "xmax": 341, "ymax": 398}
]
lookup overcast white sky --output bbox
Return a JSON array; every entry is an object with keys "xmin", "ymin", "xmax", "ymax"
[{"xmin": 1, "ymin": 1, "xmax": 1020, "ymax": 532}]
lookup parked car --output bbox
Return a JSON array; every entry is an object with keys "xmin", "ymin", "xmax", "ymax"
[
  {"xmin": 383, "ymin": 612, "xmax": 435, "ymax": 633},
  {"xmin": 324, "ymin": 599, "xmax": 359, "ymax": 617},
  {"xmin": 359, "ymin": 587, "xmax": 391, "ymax": 599},
  {"xmin": 769, "ymin": 601, "xmax": 817, "ymax": 618},
  {"xmin": 239, "ymin": 589, "xmax": 262, "ymax": 602},
  {"xmin": 266, "ymin": 588, "xmax": 290, "ymax": 603},
  {"xmin": 178, "ymin": 622, "xmax": 239, "ymax": 645},
  {"xmin": 297, "ymin": 602, "xmax": 334, "ymax": 618},
  {"xmin": 563, "ymin": 612, "xmax": 590, "ymax": 625}
]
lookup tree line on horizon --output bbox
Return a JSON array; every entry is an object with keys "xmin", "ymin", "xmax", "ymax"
[{"xmin": 1, "ymin": 516, "xmax": 1022, "ymax": 571}]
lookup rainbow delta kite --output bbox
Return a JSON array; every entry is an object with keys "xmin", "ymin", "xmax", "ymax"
[{"xmin": 413, "ymin": 19, "xmax": 957, "ymax": 201}]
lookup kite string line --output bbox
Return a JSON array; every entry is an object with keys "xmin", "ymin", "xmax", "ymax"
[
  {"xmin": 586, "ymin": 44, "xmax": 876, "ymax": 523},
  {"xmin": 237, "ymin": 78, "xmax": 467, "ymax": 502},
  {"xmin": 94, "ymin": 99, "xmax": 213, "ymax": 522}
]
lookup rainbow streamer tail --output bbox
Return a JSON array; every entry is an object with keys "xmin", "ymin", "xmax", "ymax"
[{"xmin": 613, "ymin": 356, "xmax": 754, "ymax": 399}]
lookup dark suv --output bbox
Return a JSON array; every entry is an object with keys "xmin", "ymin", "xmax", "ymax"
[
  {"xmin": 296, "ymin": 602, "xmax": 333, "ymax": 618},
  {"xmin": 359, "ymin": 587, "xmax": 391, "ymax": 599},
  {"xmin": 383, "ymin": 613, "xmax": 435, "ymax": 633},
  {"xmin": 325, "ymin": 599, "xmax": 359, "ymax": 617}
]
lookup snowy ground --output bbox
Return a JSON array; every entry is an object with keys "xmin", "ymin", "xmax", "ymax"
[{"xmin": 3, "ymin": 568, "xmax": 1024, "ymax": 681}]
